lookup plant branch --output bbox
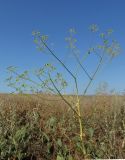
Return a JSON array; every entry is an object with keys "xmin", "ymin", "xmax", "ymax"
[
  {"xmin": 48, "ymin": 73, "xmax": 80, "ymax": 117},
  {"xmin": 83, "ymin": 53, "xmax": 105, "ymax": 95},
  {"xmin": 72, "ymin": 50, "xmax": 92, "ymax": 80},
  {"xmin": 36, "ymin": 75, "xmax": 57, "ymax": 94},
  {"xmin": 41, "ymin": 40, "xmax": 76, "ymax": 80}
]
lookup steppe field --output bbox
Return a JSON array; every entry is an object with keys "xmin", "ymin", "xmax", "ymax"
[{"xmin": 0, "ymin": 94, "xmax": 125, "ymax": 159}]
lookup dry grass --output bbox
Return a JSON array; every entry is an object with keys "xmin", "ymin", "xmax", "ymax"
[{"xmin": 0, "ymin": 94, "xmax": 125, "ymax": 159}]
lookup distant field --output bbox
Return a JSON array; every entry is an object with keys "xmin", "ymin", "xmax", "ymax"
[
  {"xmin": 0, "ymin": 94, "xmax": 124, "ymax": 118},
  {"xmin": 0, "ymin": 94, "xmax": 125, "ymax": 159}
]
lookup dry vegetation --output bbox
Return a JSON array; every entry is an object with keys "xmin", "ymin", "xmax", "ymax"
[
  {"xmin": 3, "ymin": 25, "xmax": 122, "ymax": 159},
  {"xmin": 0, "ymin": 94, "xmax": 125, "ymax": 159}
]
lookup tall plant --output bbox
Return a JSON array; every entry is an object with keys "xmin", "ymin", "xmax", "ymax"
[{"xmin": 6, "ymin": 24, "xmax": 120, "ymax": 156}]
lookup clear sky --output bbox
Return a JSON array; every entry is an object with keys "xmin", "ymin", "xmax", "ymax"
[{"xmin": 0, "ymin": 0, "xmax": 125, "ymax": 94}]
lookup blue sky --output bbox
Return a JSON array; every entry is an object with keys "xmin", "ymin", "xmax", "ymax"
[{"xmin": 0, "ymin": 0, "xmax": 125, "ymax": 94}]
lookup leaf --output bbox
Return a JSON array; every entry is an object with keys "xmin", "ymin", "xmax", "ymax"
[
  {"xmin": 42, "ymin": 132, "xmax": 49, "ymax": 142},
  {"xmin": 68, "ymin": 155, "xmax": 74, "ymax": 160},
  {"xmin": 107, "ymin": 29, "xmax": 113, "ymax": 35},
  {"xmin": 47, "ymin": 117, "xmax": 57, "ymax": 128},
  {"xmin": 100, "ymin": 33, "xmax": 105, "ymax": 38},
  {"xmin": 88, "ymin": 127, "xmax": 94, "ymax": 138},
  {"xmin": 56, "ymin": 155, "xmax": 65, "ymax": 160},
  {"xmin": 7, "ymin": 66, "xmax": 17, "ymax": 72},
  {"xmin": 89, "ymin": 24, "xmax": 99, "ymax": 32},
  {"xmin": 57, "ymin": 139, "xmax": 62, "ymax": 147},
  {"xmin": 41, "ymin": 35, "xmax": 48, "ymax": 41},
  {"xmin": 13, "ymin": 127, "xmax": 28, "ymax": 142},
  {"xmin": 34, "ymin": 38, "xmax": 38, "ymax": 44}
]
